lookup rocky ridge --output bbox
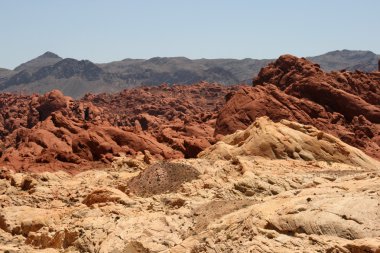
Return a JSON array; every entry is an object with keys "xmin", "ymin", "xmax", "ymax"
[
  {"xmin": 216, "ymin": 54, "xmax": 380, "ymax": 159},
  {"xmin": 0, "ymin": 50, "xmax": 378, "ymax": 98}
]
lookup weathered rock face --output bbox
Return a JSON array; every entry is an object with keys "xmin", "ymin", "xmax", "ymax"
[
  {"xmin": 253, "ymin": 55, "xmax": 380, "ymax": 117},
  {"xmin": 83, "ymin": 82, "xmax": 241, "ymax": 158},
  {"xmin": 35, "ymin": 90, "xmax": 72, "ymax": 121},
  {"xmin": 127, "ymin": 162, "xmax": 200, "ymax": 197},
  {"xmin": 1, "ymin": 142, "xmax": 379, "ymax": 252},
  {"xmin": 215, "ymin": 55, "xmax": 380, "ymax": 159},
  {"xmin": 0, "ymin": 83, "xmax": 240, "ymax": 172},
  {"xmin": 201, "ymin": 117, "xmax": 380, "ymax": 170},
  {"xmin": 2, "ymin": 111, "xmax": 182, "ymax": 172},
  {"xmin": 0, "ymin": 93, "xmax": 31, "ymax": 138}
]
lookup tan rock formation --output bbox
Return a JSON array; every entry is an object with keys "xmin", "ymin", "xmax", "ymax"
[
  {"xmin": 201, "ymin": 117, "xmax": 380, "ymax": 170},
  {"xmin": 1, "ymin": 154, "xmax": 379, "ymax": 252}
]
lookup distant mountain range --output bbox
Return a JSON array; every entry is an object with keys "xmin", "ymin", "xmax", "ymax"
[{"xmin": 0, "ymin": 50, "xmax": 378, "ymax": 98}]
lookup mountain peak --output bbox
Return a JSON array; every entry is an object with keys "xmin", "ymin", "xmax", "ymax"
[
  {"xmin": 14, "ymin": 52, "xmax": 62, "ymax": 72},
  {"xmin": 38, "ymin": 51, "xmax": 61, "ymax": 59}
]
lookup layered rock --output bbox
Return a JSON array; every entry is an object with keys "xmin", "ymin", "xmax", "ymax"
[
  {"xmin": 215, "ymin": 55, "xmax": 380, "ymax": 159},
  {"xmin": 1, "ymin": 141, "xmax": 379, "ymax": 252},
  {"xmin": 201, "ymin": 117, "xmax": 380, "ymax": 170}
]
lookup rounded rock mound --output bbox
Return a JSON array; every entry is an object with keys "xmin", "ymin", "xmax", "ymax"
[
  {"xmin": 127, "ymin": 162, "xmax": 200, "ymax": 197},
  {"xmin": 202, "ymin": 117, "xmax": 380, "ymax": 170}
]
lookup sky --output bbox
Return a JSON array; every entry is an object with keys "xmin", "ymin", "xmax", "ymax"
[{"xmin": 1, "ymin": 0, "xmax": 380, "ymax": 69}]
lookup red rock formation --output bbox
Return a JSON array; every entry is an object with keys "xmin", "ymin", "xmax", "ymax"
[
  {"xmin": 216, "ymin": 55, "xmax": 380, "ymax": 159},
  {"xmin": 2, "ymin": 56, "xmax": 380, "ymax": 172},
  {"xmin": 82, "ymin": 82, "xmax": 241, "ymax": 159},
  {"xmin": 0, "ymin": 83, "xmax": 240, "ymax": 172},
  {"xmin": 0, "ymin": 93, "xmax": 31, "ymax": 138}
]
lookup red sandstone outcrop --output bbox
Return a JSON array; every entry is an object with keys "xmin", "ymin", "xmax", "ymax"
[
  {"xmin": 2, "ymin": 111, "xmax": 182, "ymax": 172},
  {"xmin": 82, "ymin": 82, "xmax": 240, "ymax": 159},
  {"xmin": 215, "ymin": 55, "xmax": 380, "ymax": 159},
  {"xmin": 0, "ymin": 93, "xmax": 30, "ymax": 138},
  {"xmin": 0, "ymin": 83, "xmax": 239, "ymax": 172}
]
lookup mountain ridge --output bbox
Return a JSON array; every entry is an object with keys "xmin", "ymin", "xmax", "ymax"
[{"xmin": 0, "ymin": 50, "xmax": 378, "ymax": 98}]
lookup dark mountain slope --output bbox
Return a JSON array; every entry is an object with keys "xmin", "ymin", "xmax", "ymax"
[
  {"xmin": 14, "ymin": 51, "xmax": 62, "ymax": 72},
  {"xmin": 0, "ymin": 50, "xmax": 378, "ymax": 98},
  {"xmin": 308, "ymin": 50, "xmax": 379, "ymax": 72},
  {"xmin": 1, "ymin": 58, "xmax": 125, "ymax": 98}
]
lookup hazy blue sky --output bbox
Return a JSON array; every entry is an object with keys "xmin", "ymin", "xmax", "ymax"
[{"xmin": 1, "ymin": 0, "xmax": 379, "ymax": 69}]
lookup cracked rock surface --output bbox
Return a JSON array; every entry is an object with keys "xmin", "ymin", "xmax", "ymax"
[{"xmin": 1, "ymin": 144, "xmax": 379, "ymax": 252}]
